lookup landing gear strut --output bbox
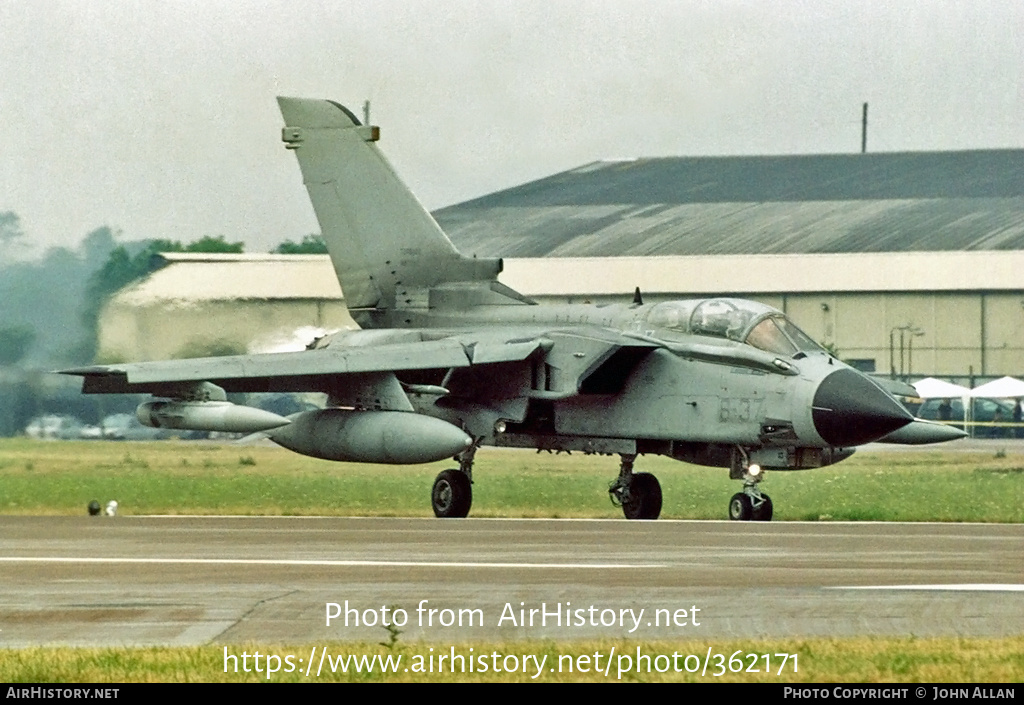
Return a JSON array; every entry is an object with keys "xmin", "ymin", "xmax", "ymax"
[
  {"xmin": 432, "ymin": 445, "xmax": 475, "ymax": 518},
  {"xmin": 728, "ymin": 448, "xmax": 772, "ymax": 521},
  {"xmin": 608, "ymin": 453, "xmax": 662, "ymax": 520}
]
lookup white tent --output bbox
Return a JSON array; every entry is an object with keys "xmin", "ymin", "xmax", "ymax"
[
  {"xmin": 912, "ymin": 377, "xmax": 971, "ymax": 399},
  {"xmin": 912, "ymin": 377, "xmax": 974, "ymax": 435},
  {"xmin": 969, "ymin": 376, "xmax": 1024, "ymax": 399},
  {"xmin": 970, "ymin": 376, "xmax": 1024, "ymax": 439}
]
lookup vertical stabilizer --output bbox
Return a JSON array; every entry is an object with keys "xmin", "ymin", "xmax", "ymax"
[{"xmin": 278, "ymin": 97, "xmax": 508, "ymax": 321}]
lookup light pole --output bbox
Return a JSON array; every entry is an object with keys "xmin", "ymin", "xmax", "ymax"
[
  {"xmin": 907, "ymin": 328, "xmax": 925, "ymax": 378},
  {"xmin": 890, "ymin": 325, "xmax": 912, "ymax": 379}
]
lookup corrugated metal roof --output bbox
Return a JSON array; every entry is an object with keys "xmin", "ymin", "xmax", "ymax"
[{"xmin": 434, "ymin": 151, "xmax": 1024, "ymax": 256}]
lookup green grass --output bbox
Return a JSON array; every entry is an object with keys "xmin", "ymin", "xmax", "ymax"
[
  {"xmin": 2, "ymin": 637, "xmax": 1021, "ymax": 682},
  {"xmin": 2, "ymin": 441, "xmax": 1021, "ymax": 684},
  {"xmin": 0, "ymin": 439, "xmax": 1021, "ymax": 521}
]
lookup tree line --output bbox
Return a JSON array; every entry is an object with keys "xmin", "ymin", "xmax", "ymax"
[{"xmin": 0, "ymin": 209, "xmax": 326, "ymax": 434}]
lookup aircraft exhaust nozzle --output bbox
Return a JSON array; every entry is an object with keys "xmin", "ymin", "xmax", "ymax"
[
  {"xmin": 137, "ymin": 401, "xmax": 291, "ymax": 434},
  {"xmin": 268, "ymin": 409, "xmax": 473, "ymax": 464},
  {"xmin": 877, "ymin": 419, "xmax": 968, "ymax": 445}
]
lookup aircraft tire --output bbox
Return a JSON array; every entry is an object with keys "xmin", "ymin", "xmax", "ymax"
[
  {"xmin": 752, "ymin": 494, "xmax": 773, "ymax": 521},
  {"xmin": 432, "ymin": 469, "xmax": 472, "ymax": 518},
  {"xmin": 728, "ymin": 492, "xmax": 753, "ymax": 521},
  {"xmin": 622, "ymin": 472, "xmax": 662, "ymax": 520}
]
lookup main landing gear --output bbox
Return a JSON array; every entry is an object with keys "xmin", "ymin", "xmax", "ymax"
[
  {"xmin": 431, "ymin": 445, "xmax": 475, "ymax": 518},
  {"xmin": 728, "ymin": 449, "xmax": 772, "ymax": 521},
  {"xmin": 431, "ymin": 444, "xmax": 771, "ymax": 521},
  {"xmin": 608, "ymin": 453, "xmax": 662, "ymax": 520}
]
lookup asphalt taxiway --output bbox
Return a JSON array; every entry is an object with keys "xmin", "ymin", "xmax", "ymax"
[{"xmin": 1, "ymin": 516, "xmax": 1022, "ymax": 646}]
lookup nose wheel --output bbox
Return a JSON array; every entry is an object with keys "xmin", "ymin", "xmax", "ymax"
[{"xmin": 728, "ymin": 489, "xmax": 772, "ymax": 521}]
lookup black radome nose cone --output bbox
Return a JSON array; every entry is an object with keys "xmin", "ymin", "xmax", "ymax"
[{"xmin": 812, "ymin": 369, "xmax": 913, "ymax": 446}]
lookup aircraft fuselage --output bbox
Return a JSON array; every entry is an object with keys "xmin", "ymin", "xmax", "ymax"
[{"xmin": 325, "ymin": 296, "xmax": 911, "ymax": 471}]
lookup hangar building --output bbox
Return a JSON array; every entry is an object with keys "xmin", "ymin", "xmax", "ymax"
[
  {"xmin": 435, "ymin": 150, "xmax": 1024, "ymax": 382},
  {"xmin": 101, "ymin": 150, "xmax": 1024, "ymax": 383},
  {"xmin": 98, "ymin": 254, "xmax": 352, "ymax": 363}
]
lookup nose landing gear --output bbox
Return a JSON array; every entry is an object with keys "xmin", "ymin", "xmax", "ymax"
[{"xmin": 729, "ymin": 448, "xmax": 773, "ymax": 521}]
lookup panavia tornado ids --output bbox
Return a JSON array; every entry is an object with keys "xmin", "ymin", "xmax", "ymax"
[{"xmin": 63, "ymin": 97, "xmax": 965, "ymax": 521}]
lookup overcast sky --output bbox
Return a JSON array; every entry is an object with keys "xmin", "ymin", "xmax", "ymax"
[{"xmin": 2, "ymin": 0, "xmax": 1022, "ymax": 256}]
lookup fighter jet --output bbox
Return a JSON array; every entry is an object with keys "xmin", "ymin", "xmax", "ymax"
[{"xmin": 63, "ymin": 97, "xmax": 965, "ymax": 521}]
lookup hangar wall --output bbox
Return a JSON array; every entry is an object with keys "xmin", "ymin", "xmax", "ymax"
[
  {"xmin": 99, "ymin": 298, "xmax": 353, "ymax": 363},
  {"xmin": 98, "ymin": 254, "xmax": 1024, "ymax": 382},
  {"xmin": 498, "ymin": 251, "xmax": 1024, "ymax": 383},
  {"xmin": 97, "ymin": 253, "xmax": 354, "ymax": 363},
  {"xmin": 778, "ymin": 292, "xmax": 1020, "ymax": 381},
  {"xmin": 520, "ymin": 289, "xmax": 1022, "ymax": 383}
]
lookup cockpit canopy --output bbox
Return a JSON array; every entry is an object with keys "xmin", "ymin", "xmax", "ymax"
[{"xmin": 645, "ymin": 298, "xmax": 824, "ymax": 357}]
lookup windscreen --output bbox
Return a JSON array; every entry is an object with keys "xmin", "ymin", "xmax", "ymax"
[{"xmin": 745, "ymin": 315, "xmax": 823, "ymax": 356}]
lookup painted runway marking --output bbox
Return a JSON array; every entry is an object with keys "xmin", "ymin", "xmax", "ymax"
[
  {"xmin": 832, "ymin": 584, "xmax": 1024, "ymax": 592},
  {"xmin": 0, "ymin": 556, "xmax": 663, "ymax": 570},
  {"xmin": 132, "ymin": 514, "xmax": 1024, "ymax": 527}
]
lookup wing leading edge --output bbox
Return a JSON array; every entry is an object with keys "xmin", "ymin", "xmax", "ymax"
[
  {"xmin": 62, "ymin": 330, "xmax": 661, "ymax": 400},
  {"xmin": 62, "ymin": 337, "xmax": 512, "ymax": 395}
]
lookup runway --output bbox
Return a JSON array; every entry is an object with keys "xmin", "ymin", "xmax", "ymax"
[{"xmin": 1, "ymin": 516, "xmax": 1022, "ymax": 647}]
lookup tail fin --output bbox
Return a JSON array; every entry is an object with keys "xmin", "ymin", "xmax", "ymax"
[{"xmin": 277, "ymin": 97, "xmax": 523, "ymax": 323}]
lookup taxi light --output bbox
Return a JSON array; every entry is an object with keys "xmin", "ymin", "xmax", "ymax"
[{"xmin": 747, "ymin": 464, "xmax": 762, "ymax": 477}]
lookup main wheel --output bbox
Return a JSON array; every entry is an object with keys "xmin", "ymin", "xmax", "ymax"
[
  {"xmin": 728, "ymin": 492, "xmax": 753, "ymax": 521},
  {"xmin": 622, "ymin": 472, "xmax": 662, "ymax": 520},
  {"xmin": 752, "ymin": 493, "xmax": 773, "ymax": 521},
  {"xmin": 431, "ymin": 469, "xmax": 472, "ymax": 518}
]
